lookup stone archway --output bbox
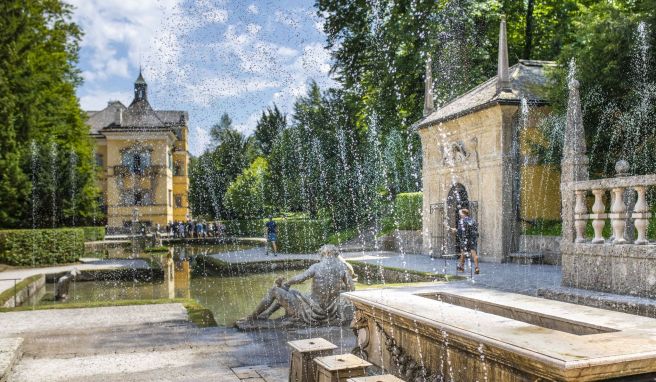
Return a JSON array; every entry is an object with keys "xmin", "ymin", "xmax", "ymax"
[{"xmin": 446, "ymin": 183, "xmax": 469, "ymax": 254}]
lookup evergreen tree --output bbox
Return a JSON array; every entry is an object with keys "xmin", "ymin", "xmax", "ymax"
[
  {"xmin": 0, "ymin": 0, "xmax": 99, "ymax": 228},
  {"xmin": 254, "ymin": 104, "xmax": 286, "ymax": 156}
]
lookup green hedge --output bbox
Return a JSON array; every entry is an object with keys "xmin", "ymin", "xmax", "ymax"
[
  {"xmin": 223, "ymin": 218, "xmax": 333, "ymax": 253},
  {"xmin": 81, "ymin": 226, "xmax": 105, "ymax": 242},
  {"xmin": 0, "ymin": 228, "xmax": 85, "ymax": 266},
  {"xmin": 222, "ymin": 219, "xmax": 263, "ymax": 237},
  {"xmin": 276, "ymin": 219, "xmax": 331, "ymax": 253},
  {"xmin": 382, "ymin": 192, "xmax": 423, "ymax": 234}
]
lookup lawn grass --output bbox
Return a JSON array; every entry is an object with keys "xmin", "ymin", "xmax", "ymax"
[{"xmin": 0, "ymin": 298, "xmax": 218, "ymax": 327}]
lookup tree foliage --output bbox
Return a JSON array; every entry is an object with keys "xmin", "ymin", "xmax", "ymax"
[
  {"xmin": 224, "ymin": 157, "xmax": 268, "ymax": 219},
  {"xmin": 188, "ymin": 114, "xmax": 255, "ymax": 219},
  {"xmin": 0, "ymin": 0, "xmax": 99, "ymax": 228},
  {"xmin": 254, "ymin": 104, "xmax": 286, "ymax": 156}
]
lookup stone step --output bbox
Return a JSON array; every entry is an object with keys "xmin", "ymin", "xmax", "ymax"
[
  {"xmin": 537, "ymin": 287, "xmax": 656, "ymax": 319},
  {"xmin": 347, "ymin": 375, "xmax": 406, "ymax": 381},
  {"xmin": 0, "ymin": 337, "xmax": 23, "ymax": 382},
  {"xmin": 508, "ymin": 252, "xmax": 543, "ymax": 264}
]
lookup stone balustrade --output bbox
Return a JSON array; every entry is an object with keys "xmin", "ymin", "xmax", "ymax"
[{"xmin": 570, "ymin": 174, "xmax": 656, "ymax": 245}]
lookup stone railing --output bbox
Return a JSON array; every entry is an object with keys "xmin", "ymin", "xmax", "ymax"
[{"xmin": 571, "ymin": 174, "xmax": 655, "ymax": 245}]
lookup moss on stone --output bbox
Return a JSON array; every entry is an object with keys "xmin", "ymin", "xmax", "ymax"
[
  {"xmin": 0, "ymin": 298, "xmax": 218, "ymax": 327},
  {"xmin": 0, "ymin": 274, "xmax": 43, "ymax": 306}
]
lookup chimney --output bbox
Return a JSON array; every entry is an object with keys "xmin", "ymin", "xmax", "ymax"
[{"xmin": 496, "ymin": 16, "xmax": 512, "ymax": 93}]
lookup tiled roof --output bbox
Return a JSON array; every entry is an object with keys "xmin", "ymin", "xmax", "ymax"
[
  {"xmin": 416, "ymin": 60, "xmax": 555, "ymax": 129},
  {"xmin": 86, "ymin": 101, "xmax": 186, "ymax": 133}
]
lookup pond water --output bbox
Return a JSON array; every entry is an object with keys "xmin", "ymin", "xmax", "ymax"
[
  {"xmin": 38, "ymin": 271, "xmax": 308, "ymax": 326},
  {"xmin": 36, "ymin": 242, "xmax": 318, "ymax": 326}
]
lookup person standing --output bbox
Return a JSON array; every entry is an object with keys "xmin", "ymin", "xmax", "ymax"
[
  {"xmin": 452, "ymin": 208, "xmax": 480, "ymax": 274},
  {"xmin": 265, "ymin": 216, "xmax": 278, "ymax": 256}
]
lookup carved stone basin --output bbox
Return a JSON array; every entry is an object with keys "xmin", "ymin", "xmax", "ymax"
[{"xmin": 343, "ymin": 285, "xmax": 656, "ymax": 381}]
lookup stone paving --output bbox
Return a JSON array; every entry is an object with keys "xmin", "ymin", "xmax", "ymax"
[
  {"xmin": 212, "ymin": 247, "xmax": 562, "ymax": 296},
  {"xmin": 0, "ymin": 303, "xmax": 354, "ymax": 381}
]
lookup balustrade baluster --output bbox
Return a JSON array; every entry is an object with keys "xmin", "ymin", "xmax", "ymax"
[
  {"xmin": 574, "ymin": 190, "xmax": 588, "ymax": 243},
  {"xmin": 611, "ymin": 187, "xmax": 627, "ymax": 244},
  {"xmin": 633, "ymin": 186, "xmax": 651, "ymax": 245},
  {"xmin": 591, "ymin": 189, "xmax": 606, "ymax": 244}
]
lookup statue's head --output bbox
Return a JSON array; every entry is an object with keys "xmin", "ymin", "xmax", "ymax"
[{"xmin": 319, "ymin": 244, "xmax": 339, "ymax": 258}]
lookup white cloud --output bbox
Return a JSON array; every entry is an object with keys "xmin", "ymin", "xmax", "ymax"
[
  {"xmin": 234, "ymin": 112, "xmax": 261, "ymax": 134},
  {"xmin": 187, "ymin": 77, "xmax": 279, "ymax": 106},
  {"xmin": 274, "ymin": 10, "xmax": 300, "ymax": 29},
  {"xmin": 246, "ymin": 23, "xmax": 262, "ymax": 35},
  {"xmin": 247, "ymin": 4, "xmax": 258, "ymax": 14},
  {"xmin": 203, "ymin": 9, "xmax": 228, "ymax": 23},
  {"xmin": 79, "ymin": 90, "xmax": 132, "ymax": 110},
  {"xmin": 68, "ymin": 0, "xmax": 186, "ymax": 87}
]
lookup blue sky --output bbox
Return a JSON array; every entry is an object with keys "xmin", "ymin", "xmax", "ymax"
[{"xmin": 69, "ymin": 0, "xmax": 336, "ymax": 155}]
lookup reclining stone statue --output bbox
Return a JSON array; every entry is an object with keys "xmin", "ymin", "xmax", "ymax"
[{"xmin": 243, "ymin": 244, "xmax": 356, "ymax": 326}]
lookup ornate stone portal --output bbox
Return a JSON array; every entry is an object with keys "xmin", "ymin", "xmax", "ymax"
[{"xmin": 236, "ymin": 245, "xmax": 356, "ymax": 330}]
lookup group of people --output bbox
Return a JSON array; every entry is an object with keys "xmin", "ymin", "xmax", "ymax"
[{"xmin": 165, "ymin": 221, "xmax": 225, "ymax": 239}]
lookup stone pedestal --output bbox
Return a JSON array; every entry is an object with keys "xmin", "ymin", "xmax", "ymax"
[
  {"xmin": 347, "ymin": 375, "xmax": 405, "ymax": 382},
  {"xmin": 288, "ymin": 338, "xmax": 337, "ymax": 382},
  {"xmin": 314, "ymin": 354, "xmax": 371, "ymax": 382}
]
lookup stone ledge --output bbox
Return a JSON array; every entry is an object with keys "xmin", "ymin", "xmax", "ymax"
[
  {"xmin": 0, "ymin": 337, "xmax": 23, "ymax": 382},
  {"xmin": 508, "ymin": 252, "xmax": 543, "ymax": 264},
  {"xmin": 537, "ymin": 286, "xmax": 656, "ymax": 319}
]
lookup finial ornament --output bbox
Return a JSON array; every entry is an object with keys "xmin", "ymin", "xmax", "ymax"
[
  {"xmin": 496, "ymin": 15, "xmax": 512, "ymax": 93},
  {"xmin": 423, "ymin": 53, "xmax": 434, "ymax": 117}
]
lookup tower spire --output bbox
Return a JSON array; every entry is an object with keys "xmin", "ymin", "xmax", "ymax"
[
  {"xmin": 496, "ymin": 16, "xmax": 512, "ymax": 93},
  {"xmin": 133, "ymin": 68, "xmax": 147, "ymax": 104},
  {"xmin": 423, "ymin": 53, "xmax": 434, "ymax": 117}
]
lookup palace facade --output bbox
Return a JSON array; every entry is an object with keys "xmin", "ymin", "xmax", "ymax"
[{"xmin": 87, "ymin": 72, "xmax": 190, "ymax": 230}]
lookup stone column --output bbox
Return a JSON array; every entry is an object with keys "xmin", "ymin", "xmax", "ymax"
[
  {"xmin": 560, "ymin": 78, "xmax": 589, "ymax": 244},
  {"xmin": 615, "ymin": 160, "xmax": 636, "ymax": 243}
]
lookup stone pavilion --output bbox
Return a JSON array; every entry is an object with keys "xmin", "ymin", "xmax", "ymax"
[{"xmin": 415, "ymin": 17, "xmax": 560, "ymax": 262}]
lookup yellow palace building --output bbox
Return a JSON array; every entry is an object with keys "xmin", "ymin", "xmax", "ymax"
[{"xmin": 86, "ymin": 71, "xmax": 190, "ymax": 230}]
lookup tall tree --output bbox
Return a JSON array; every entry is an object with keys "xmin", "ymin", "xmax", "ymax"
[
  {"xmin": 189, "ymin": 113, "xmax": 255, "ymax": 219},
  {"xmin": 254, "ymin": 104, "xmax": 286, "ymax": 156},
  {"xmin": 0, "ymin": 0, "xmax": 99, "ymax": 228}
]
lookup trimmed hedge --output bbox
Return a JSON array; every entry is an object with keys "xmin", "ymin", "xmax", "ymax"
[
  {"xmin": 223, "ymin": 219, "xmax": 263, "ymax": 237},
  {"xmin": 0, "ymin": 228, "xmax": 85, "ymax": 266},
  {"xmin": 81, "ymin": 226, "xmax": 105, "ymax": 242},
  {"xmin": 223, "ymin": 218, "xmax": 332, "ymax": 253},
  {"xmin": 382, "ymin": 192, "xmax": 423, "ymax": 234}
]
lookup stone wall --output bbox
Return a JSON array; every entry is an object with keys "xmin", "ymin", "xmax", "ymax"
[
  {"xmin": 518, "ymin": 235, "xmax": 561, "ymax": 264},
  {"xmin": 2, "ymin": 275, "xmax": 45, "ymax": 308},
  {"xmin": 377, "ymin": 230, "xmax": 423, "ymax": 254},
  {"xmin": 561, "ymin": 242, "xmax": 656, "ymax": 298}
]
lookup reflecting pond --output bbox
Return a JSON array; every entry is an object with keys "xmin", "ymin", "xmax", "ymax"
[{"xmin": 38, "ymin": 271, "xmax": 308, "ymax": 326}]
